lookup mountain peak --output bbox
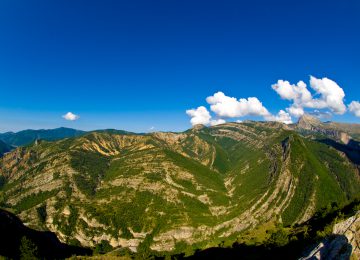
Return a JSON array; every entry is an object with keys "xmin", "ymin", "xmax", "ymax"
[
  {"xmin": 298, "ymin": 114, "xmax": 320, "ymax": 124},
  {"xmin": 297, "ymin": 114, "xmax": 321, "ymax": 129},
  {"xmin": 192, "ymin": 124, "xmax": 206, "ymax": 130}
]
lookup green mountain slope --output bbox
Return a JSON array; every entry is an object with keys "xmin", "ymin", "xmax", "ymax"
[
  {"xmin": 0, "ymin": 121, "xmax": 359, "ymax": 254},
  {"xmin": 0, "ymin": 140, "xmax": 12, "ymax": 157},
  {"xmin": 0, "ymin": 127, "xmax": 86, "ymax": 147}
]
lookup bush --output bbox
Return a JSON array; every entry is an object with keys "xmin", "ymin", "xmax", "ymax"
[
  {"xmin": 94, "ymin": 240, "xmax": 113, "ymax": 254},
  {"xmin": 19, "ymin": 236, "xmax": 38, "ymax": 259},
  {"xmin": 267, "ymin": 227, "xmax": 289, "ymax": 247}
]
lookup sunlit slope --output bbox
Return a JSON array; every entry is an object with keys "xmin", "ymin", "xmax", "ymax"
[{"xmin": 0, "ymin": 122, "xmax": 359, "ymax": 252}]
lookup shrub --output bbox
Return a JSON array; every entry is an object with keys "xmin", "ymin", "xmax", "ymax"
[{"xmin": 19, "ymin": 236, "xmax": 38, "ymax": 259}]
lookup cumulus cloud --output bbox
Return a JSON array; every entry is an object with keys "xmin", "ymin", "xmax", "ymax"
[
  {"xmin": 186, "ymin": 106, "xmax": 211, "ymax": 126},
  {"xmin": 287, "ymin": 106, "xmax": 304, "ymax": 117},
  {"xmin": 309, "ymin": 110, "xmax": 332, "ymax": 120},
  {"xmin": 206, "ymin": 92, "xmax": 270, "ymax": 118},
  {"xmin": 272, "ymin": 80, "xmax": 312, "ymax": 104},
  {"xmin": 210, "ymin": 119, "xmax": 226, "ymax": 126},
  {"xmin": 205, "ymin": 91, "xmax": 292, "ymax": 124},
  {"xmin": 185, "ymin": 76, "xmax": 351, "ymax": 127},
  {"xmin": 62, "ymin": 112, "xmax": 80, "ymax": 121},
  {"xmin": 308, "ymin": 76, "xmax": 346, "ymax": 114},
  {"xmin": 265, "ymin": 110, "xmax": 293, "ymax": 124},
  {"xmin": 186, "ymin": 91, "xmax": 294, "ymax": 126},
  {"xmin": 348, "ymin": 101, "xmax": 360, "ymax": 117},
  {"xmin": 272, "ymin": 76, "xmax": 346, "ymax": 117}
]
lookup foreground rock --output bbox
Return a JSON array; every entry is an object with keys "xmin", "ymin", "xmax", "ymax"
[{"xmin": 301, "ymin": 211, "xmax": 360, "ymax": 259}]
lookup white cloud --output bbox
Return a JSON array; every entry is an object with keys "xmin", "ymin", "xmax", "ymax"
[
  {"xmin": 308, "ymin": 76, "xmax": 346, "ymax": 114},
  {"xmin": 287, "ymin": 106, "xmax": 304, "ymax": 117},
  {"xmin": 265, "ymin": 110, "xmax": 293, "ymax": 124},
  {"xmin": 186, "ymin": 106, "xmax": 211, "ymax": 126},
  {"xmin": 272, "ymin": 76, "xmax": 346, "ymax": 117},
  {"xmin": 348, "ymin": 101, "xmax": 360, "ymax": 117},
  {"xmin": 210, "ymin": 119, "xmax": 226, "ymax": 126},
  {"xmin": 62, "ymin": 112, "xmax": 80, "ymax": 121},
  {"xmin": 206, "ymin": 92, "xmax": 270, "ymax": 118},
  {"xmin": 186, "ymin": 91, "xmax": 293, "ymax": 126},
  {"xmin": 309, "ymin": 110, "xmax": 332, "ymax": 120},
  {"xmin": 186, "ymin": 76, "xmax": 349, "ymax": 127},
  {"xmin": 272, "ymin": 80, "xmax": 312, "ymax": 104},
  {"xmin": 205, "ymin": 91, "xmax": 292, "ymax": 124}
]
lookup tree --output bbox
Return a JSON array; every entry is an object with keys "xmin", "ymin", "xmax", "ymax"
[
  {"xmin": 19, "ymin": 236, "xmax": 38, "ymax": 259},
  {"xmin": 94, "ymin": 240, "xmax": 113, "ymax": 254},
  {"xmin": 267, "ymin": 227, "xmax": 289, "ymax": 247}
]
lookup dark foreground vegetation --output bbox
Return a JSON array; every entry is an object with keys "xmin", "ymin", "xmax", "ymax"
[
  {"xmin": 1, "ymin": 199, "xmax": 358, "ymax": 259},
  {"xmin": 0, "ymin": 209, "xmax": 91, "ymax": 259},
  {"xmin": 184, "ymin": 199, "xmax": 360, "ymax": 260}
]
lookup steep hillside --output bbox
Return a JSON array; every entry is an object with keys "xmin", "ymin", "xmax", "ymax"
[
  {"xmin": 294, "ymin": 114, "xmax": 360, "ymax": 145},
  {"xmin": 0, "ymin": 208, "xmax": 91, "ymax": 259},
  {"xmin": 0, "ymin": 122, "xmax": 359, "ymax": 254},
  {"xmin": 295, "ymin": 115, "xmax": 353, "ymax": 144},
  {"xmin": 0, "ymin": 127, "xmax": 86, "ymax": 147},
  {"xmin": 0, "ymin": 140, "xmax": 12, "ymax": 157}
]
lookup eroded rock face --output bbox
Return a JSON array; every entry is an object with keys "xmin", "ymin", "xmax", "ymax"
[
  {"xmin": 296, "ymin": 114, "xmax": 352, "ymax": 144},
  {"xmin": 301, "ymin": 211, "xmax": 360, "ymax": 260},
  {"xmin": 333, "ymin": 211, "xmax": 360, "ymax": 259}
]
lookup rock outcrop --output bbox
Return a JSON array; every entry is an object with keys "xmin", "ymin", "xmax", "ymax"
[
  {"xmin": 301, "ymin": 211, "xmax": 360, "ymax": 259},
  {"xmin": 296, "ymin": 114, "xmax": 352, "ymax": 144}
]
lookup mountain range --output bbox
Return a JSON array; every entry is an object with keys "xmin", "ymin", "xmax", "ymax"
[
  {"xmin": 0, "ymin": 115, "xmax": 360, "ymax": 258},
  {"xmin": 0, "ymin": 127, "xmax": 86, "ymax": 147},
  {"xmin": 0, "ymin": 140, "xmax": 12, "ymax": 157}
]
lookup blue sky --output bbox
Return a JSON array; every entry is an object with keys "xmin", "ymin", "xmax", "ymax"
[{"xmin": 0, "ymin": 0, "xmax": 359, "ymax": 132}]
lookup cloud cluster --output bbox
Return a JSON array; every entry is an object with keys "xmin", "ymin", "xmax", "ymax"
[
  {"xmin": 265, "ymin": 110, "xmax": 293, "ymax": 125},
  {"xmin": 309, "ymin": 110, "xmax": 333, "ymax": 120},
  {"xmin": 206, "ymin": 92, "xmax": 270, "ymax": 118},
  {"xmin": 186, "ymin": 76, "xmax": 358, "ymax": 126},
  {"xmin": 186, "ymin": 106, "xmax": 211, "ymax": 125},
  {"xmin": 349, "ymin": 101, "xmax": 360, "ymax": 117},
  {"xmin": 186, "ymin": 106, "xmax": 227, "ymax": 126},
  {"xmin": 62, "ymin": 112, "xmax": 80, "ymax": 121},
  {"xmin": 272, "ymin": 76, "xmax": 346, "ymax": 117},
  {"xmin": 210, "ymin": 118, "xmax": 226, "ymax": 126},
  {"xmin": 187, "ymin": 92, "xmax": 292, "ymax": 126}
]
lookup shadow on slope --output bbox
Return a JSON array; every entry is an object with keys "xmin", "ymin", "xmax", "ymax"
[
  {"xmin": 186, "ymin": 235, "xmax": 352, "ymax": 260},
  {"xmin": 178, "ymin": 200, "xmax": 360, "ymax": 260},
  {"xmin": 185, "ymin": 234, "xmax": 352, "ymax": 260},
  {"xmin": 0, "ymin": 208, "xmax": 91, "ymax": 259},
  {"xmin": 318, "ymin": 138, "xmax": 360, "ymax": 165}
]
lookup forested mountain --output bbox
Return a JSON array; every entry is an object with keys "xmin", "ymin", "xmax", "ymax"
[
  {"xmin": 0, "ymin": 116, "xmax": 360, "ymax": 257},
  {"xmin": 0, "ymin": 140, "xmax": 12, "ymax": 157},
  {"xmin": 0, "ymin": 127, "xmax": 86, "ymax": 147}
]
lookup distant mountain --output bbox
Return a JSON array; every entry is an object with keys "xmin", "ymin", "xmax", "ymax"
[
  {"xmin": 295, "ymin": 114, "xmax": 358, "ymax": 144},
  {"xmin": 0, "ymin": 140, "xmax": 12, "ymax": 157},
  {"xmin": 90, "ymin": 128, "xmax": 140, "ymax": 135},
  {"xmin": 1, "ymin": 121, "xmax": 360, "ymax": 256},
  {"xmin": 0, "ymin": 127, "xmax": 86, "ymax": 147}
]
